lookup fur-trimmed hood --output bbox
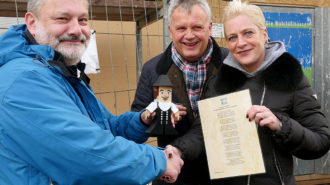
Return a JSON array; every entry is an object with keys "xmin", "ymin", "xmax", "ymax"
[{"xmin": 215, "ymin": 52, "xmax": 304, "ymax": 94}]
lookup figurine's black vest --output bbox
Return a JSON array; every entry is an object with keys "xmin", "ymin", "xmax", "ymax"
[{"xmin": 146, "ymin": 102, "xmax": 178, "ymax": 136}]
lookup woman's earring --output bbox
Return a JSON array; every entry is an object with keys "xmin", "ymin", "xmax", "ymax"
[{"xmin": 265, "ymin": 39, "xmax": 271, "ymax": 49}]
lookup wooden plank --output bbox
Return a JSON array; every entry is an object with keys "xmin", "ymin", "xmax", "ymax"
[
  {"xmin": 0, "ymin": 0, "xmax": 163, "ymax": 23},
  {"xmin": 0, "ymin": 0, "xmax": 162, "ymax": 8},
  {"xmin": 0, "ymin": 2, "xmax": 26, "ymax": 17},
  {"xmin": 0, "ymin": 0, "xmax": 26, "ymax": 3},
  {"xmin": 92, "ymin": 0, "xmax": 162, "ymax": 9},
  {"xmin": 296, "ymin": 174, "xmax": 330, "ymax": 185},
  {"xmin": 320, "ymin": 0, "xmax": 330, "ymax": 7},
  {"xmin": 135, "ymin": 9, "xmax": 161, "ymax": 29},
  {"xmin": 145, "ymin": 137, "xmax": 158, "ymax": 147}
]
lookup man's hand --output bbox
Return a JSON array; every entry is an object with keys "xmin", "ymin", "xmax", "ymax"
[
  {"xmin": 141, "ymin": 110, "xmax": 156, "ymax": 126},
  {"xmin": 160, "ymin": 145, "xmax": 184, "ymax": 183},
  {"xmin": 174, "ymin": 112, "xmax": 180, "ymax": 123},
  {"xmin": 165, "ymin": 145, "xmax": 182, "ymax": 158},
  {"xmin": 171, "ymin": 104, "xmax": 187, "ymax": 127}
]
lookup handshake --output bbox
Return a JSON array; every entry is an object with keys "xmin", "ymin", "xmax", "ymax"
[{"xmin": 160, "ymin": 145, "xmax": 184, "ymax": 183}]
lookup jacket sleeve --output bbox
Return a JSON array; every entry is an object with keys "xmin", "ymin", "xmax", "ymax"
[
  {"xmin": 273, "ymin": 76, "xmax": 330, "ymax": 159},
  {"xmin": 131, "ymin": 59, "xmax": 158, "ymax": 112},
  {"xmin": 100, "ymin": 103, "xmax": 150, "ymax": 144},
  {"xmin": 0, "ymin": 70, "xmax": 166, "ymax": 185},
  {"xmin": 171, "ymin": 116, "xmax": 205, "ymax": 161}
]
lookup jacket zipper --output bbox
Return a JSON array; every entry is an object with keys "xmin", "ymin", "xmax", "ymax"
[
  {"xmin": 261, "ymin": 82, "xmax": 285, "ymax": 185},
  {"xmin": 273, "ymin": 148, "xmax": 285, "ymax": 185},
  {"xmin": 247, "ymin": 82, "xmax": 267, "ymax": 185}
]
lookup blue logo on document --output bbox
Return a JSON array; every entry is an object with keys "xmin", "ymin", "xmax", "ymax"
[{"xmin": 220, "ymin": 98, "xmax": 228, "ymax": 105}]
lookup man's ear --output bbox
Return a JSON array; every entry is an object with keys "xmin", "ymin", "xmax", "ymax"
[
  {"xmin": 25, "ymin": 12, "xmax": 38, "ymax": 36},
  {"xmin": 168, "ymin": 24, "xmax": 173, "ymax": 41},
  {"xmin": 208, "ymin": 21, "xmax": 213, "ymax": 36}
]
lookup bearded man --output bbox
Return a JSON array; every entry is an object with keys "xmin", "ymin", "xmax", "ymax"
[{"xmin": 0, "ymin": 0, "xmax": 183, "ymax": 184}]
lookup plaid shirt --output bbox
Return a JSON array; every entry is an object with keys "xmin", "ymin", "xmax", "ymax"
[{"xmin": 172, "ymin": 38, "xmax": 213, "ymax": 117}]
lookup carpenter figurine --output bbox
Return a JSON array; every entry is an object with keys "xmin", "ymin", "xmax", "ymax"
[{"xmin": 144, "ymin": 75, "xmax": 180, "ymax": 136}]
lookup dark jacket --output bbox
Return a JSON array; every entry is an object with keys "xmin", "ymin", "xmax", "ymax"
[
  {"xmin": 131, "ymin": 37, "xmax": 229, "ymax": 184},
  {"xmin": 204, "ymin": 52, "xmax": 330, "ymax": 185}
]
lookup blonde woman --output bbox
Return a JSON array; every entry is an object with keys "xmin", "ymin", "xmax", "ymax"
[{"xmin": 203, "ymin": 2, "xmax": 330, "ymax": 185}]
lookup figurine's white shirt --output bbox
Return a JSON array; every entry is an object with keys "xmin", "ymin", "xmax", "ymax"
[{"xmin": 146, "ymin": 100, "xmax": 178, "ymax": 113}]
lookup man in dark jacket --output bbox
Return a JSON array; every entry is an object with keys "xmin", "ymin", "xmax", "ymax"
[
  {"xmin": 0, "ymin": 0, "xmax": 183, "ymax": 184},
  {"xmin": 131, "ymin": 0, "xmax": 229, "ymax": 184}
]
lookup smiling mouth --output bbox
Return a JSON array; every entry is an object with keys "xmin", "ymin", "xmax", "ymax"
[
  {"xmin": 61, "ymin": 40, "xmax": 84, "ymax": 43},
  {"xmin": 61, "ymin": 40, "xmax": 84, "ymax": 44},
  {"xmin": 162, "ymin": 96, "xmax": 169, "ymax": 101},
  {"xmin": 237, "ymin": 49, "xmax": 252, "ymax": 54},
  {"xmin": 183, "ymin": 41, "xmax": 198, "ymax": 47}
]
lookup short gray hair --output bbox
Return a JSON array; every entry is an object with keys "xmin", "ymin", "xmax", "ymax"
[
  {"xmin": 27, "ymin": 0, "xmax": 89, "ymax": 17},
  {"xmin": 27, "ymin": 0, "xmax": 46, "ymax": 17},
  {"xmin": 168, "ymin": 0, "xmax": 211, "ymax": 25}
]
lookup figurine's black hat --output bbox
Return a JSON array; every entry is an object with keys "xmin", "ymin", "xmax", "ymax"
[{"xmin": 153, "ymin": 75, "xmax": 173, "ymax": 87}]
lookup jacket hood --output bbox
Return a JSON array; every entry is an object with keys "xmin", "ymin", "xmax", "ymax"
[
  {"xmin": 0, "ymin": 24, "xmax": 55, "ymax": 67},
  {"xmin": 215, "ymin": 51, "xmax": 304, "ymax": 94},
  {"xmin": 223, "ymin": 41, "xmax": 286, "ymax": 77}
]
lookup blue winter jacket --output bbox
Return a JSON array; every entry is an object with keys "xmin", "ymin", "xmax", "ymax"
[{"xmin": 0, "ymin": 24, "xmax": 166, "ymax": 185}]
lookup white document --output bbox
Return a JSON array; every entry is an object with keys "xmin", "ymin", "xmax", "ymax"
[{"xmin": 198, "ymin": 89, "xmax": 265, "ymax": 180}]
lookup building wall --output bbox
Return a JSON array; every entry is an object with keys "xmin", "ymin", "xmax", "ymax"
[{"xmin": 88, "ymin": 21, "xmax": 138, "ymax": 115}]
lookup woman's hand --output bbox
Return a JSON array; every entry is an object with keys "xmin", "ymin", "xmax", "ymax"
[{"xmin": 246, "ymin": 105, "xmax": 282, "ymax": 131}]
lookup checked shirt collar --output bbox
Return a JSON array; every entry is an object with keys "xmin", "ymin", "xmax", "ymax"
[{"xmin": 171, "ymin": 38, "xmax": 213, "ymax": 117}]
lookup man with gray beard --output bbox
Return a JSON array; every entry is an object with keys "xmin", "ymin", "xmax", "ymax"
[{"xmin": 0, "ymin": 0, "xmax": 183, "ymax": 184}]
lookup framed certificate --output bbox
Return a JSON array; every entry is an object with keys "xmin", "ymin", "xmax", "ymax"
[{"xmin": 198, "ymin": 89, "xmax": 265, "ymax": 180}]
